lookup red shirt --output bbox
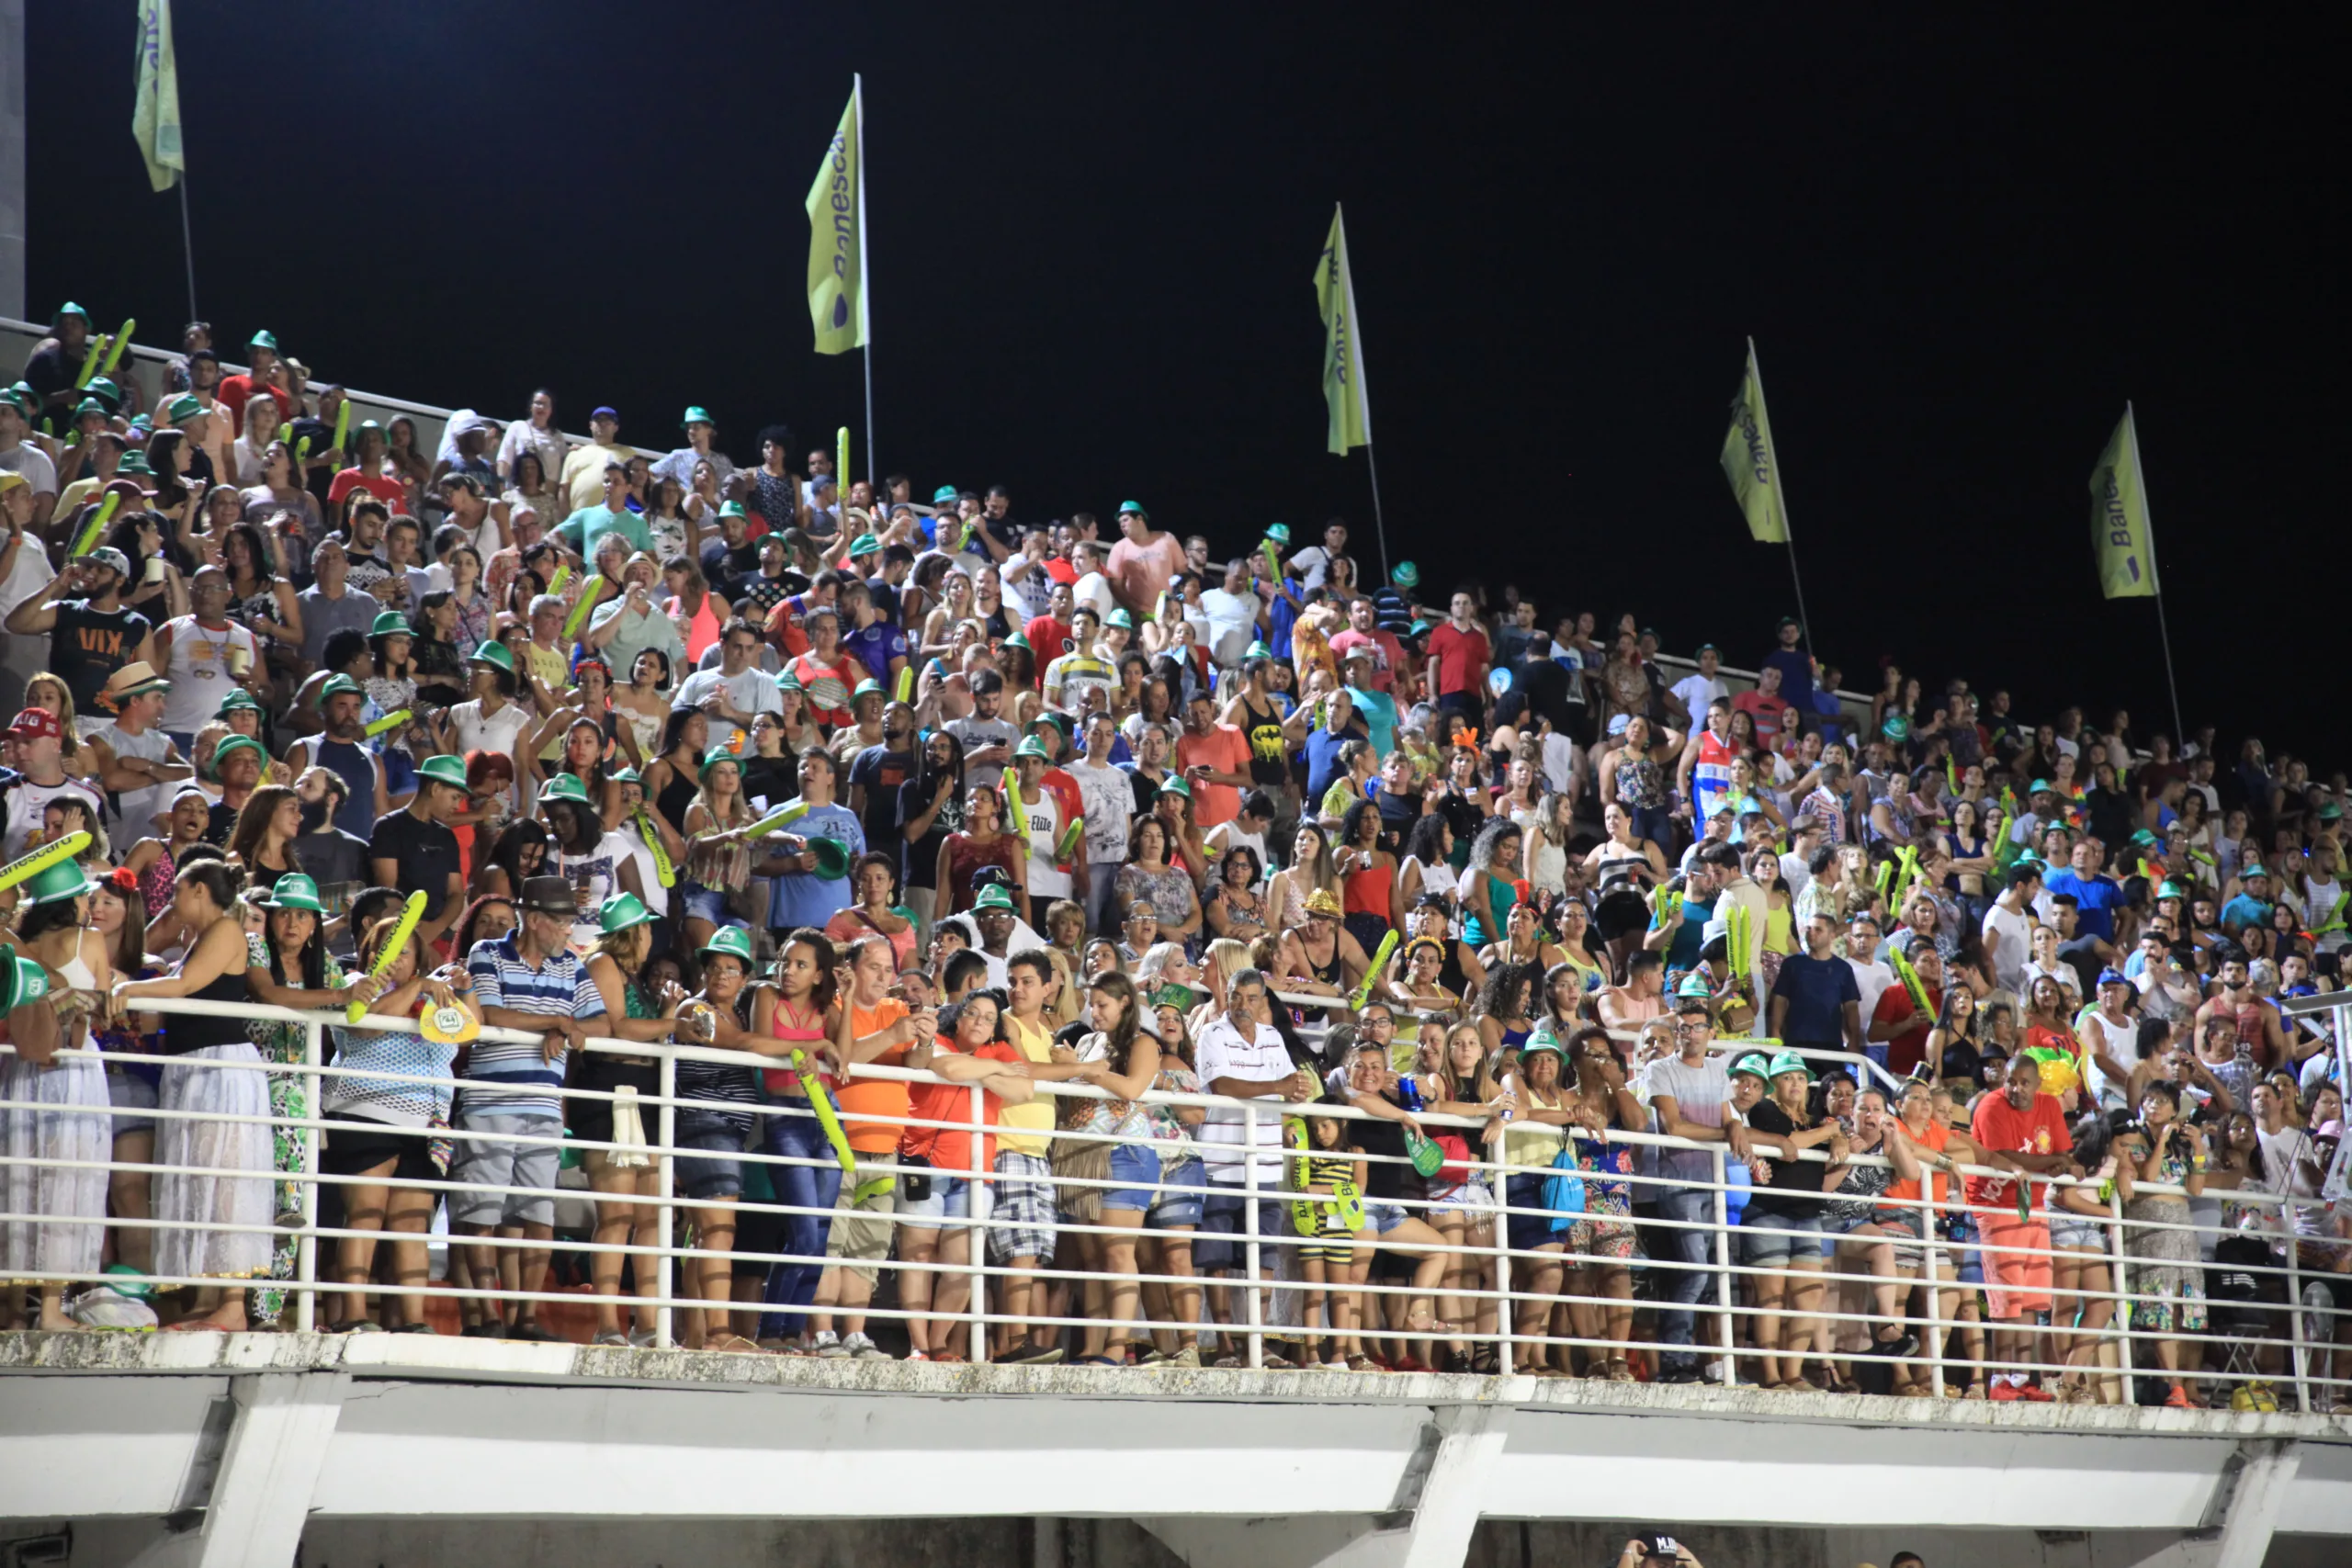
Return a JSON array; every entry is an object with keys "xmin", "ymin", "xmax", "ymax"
[
  {"xmin": 1175, "ymin": 721, "xmax": 1251, "ymax": 829},
  {"xmin": 328, "ymin": 468, "xmax": 407, "ymax": 509},
  {"xmin": 215, "ymin": 374, "xmax": 293, "ymax": 435},
  {"xmin": 1023, "ymin": 614, "xmax": 1073, "ymax": 660},
  {"xmin": 1424, "ymin": 621, "xmax": 1489, "ymax": 697},
  {"xmin": 1965, "ymin": 1090, "xmax": 2072, "ymax": 1212},
  {"xmin": 1732, "ymin": 689, "xmax": 1792, "ymax": 744},
  {"xmin": 1329, "ymin": 626, "xmax": 1407, "ymax": 693},
  {"xmin": 1871, "ymin": 980, "xmax": 1942, "ymax": 1077}
]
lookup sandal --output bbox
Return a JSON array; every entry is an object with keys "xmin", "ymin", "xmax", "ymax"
[
  {"xmin": 1606, "ymin": 1355, "xmax": 1636, "ymax": 1382},
  {"xmin": 593, "ymin": 1330, "xmax": 630, "ymax": 1348},
  {"xmin": 931, "ymin": 1351, "xmax": 967, "ymax": 1364},
  {"xmin": 704, "ymin": 1334, "xmax": 763, "ymax": 1355}
]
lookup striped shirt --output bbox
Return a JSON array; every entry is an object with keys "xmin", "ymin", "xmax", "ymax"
[{"xmin": 462, "ymin": 933, "xmax": 604, "ymax": 1120}]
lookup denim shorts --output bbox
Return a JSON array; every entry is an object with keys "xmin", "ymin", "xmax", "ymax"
[
  {"xmin": 1504, "ymin": 1173, "xmax": 1566, "ymax": 1257},
  {"xmin": 1367, "ymin": 1201, "xmax": 1408, "ymax": 1235},
  {"xmin": 1740, "ymin": 1207, "xmax": 1826, "ymax": 1266},
  {"xmin": 673, "ymin": 1115, "xmax": 747, "ymax": 1201},
  {"xmin": 1148, "ymin": 1156, "xmax": 1205, "ymax": 1230},
  {"xmin": 2049, "ymin": 1213, "xmax": 2107, "ymax": 1252},
  {"xmin": 897, "ymin": 1171, "xmax": 971, "ymax": 1222},
  {"xmin": 1102, "ymin": 1143, "xmax": 1161, "ymax": 1213},
  {"xmin": 681, "ymin": 883, "xmax": 728, "ymax": 925}
]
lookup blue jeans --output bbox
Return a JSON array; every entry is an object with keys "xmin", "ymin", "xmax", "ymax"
[
  {"xmin": 1653, "ymin": 1188, "xmax": 1714, "ymax": 1368},
  {"xmin": 757, "ymin": 1101, "xmax": 842, "ymax": 1338}
]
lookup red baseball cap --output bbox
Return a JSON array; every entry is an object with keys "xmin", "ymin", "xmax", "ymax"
[{"xmin": 7, "ymin": 708, "xmax": 62, "ymax": 740}]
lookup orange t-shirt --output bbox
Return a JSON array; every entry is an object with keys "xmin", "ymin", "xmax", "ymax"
[
  {"xmin": 839, "ymin": 998, "xmax": 910, "ymax": 1155},
  {"xmin": 901, "ymin": 1035, "xmax": 1001, "ymax": 1175},
  {"xmin": 1883, "ymin": 1116, "xmax": 1951, "ymax": 1211}
]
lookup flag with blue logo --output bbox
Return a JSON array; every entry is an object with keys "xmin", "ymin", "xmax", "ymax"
[
  {"xmin": 805, "ymin": 77, "xmax": 868, "ymax": 355},
  {"xmin": 2089, "ymin": 404, "xmax": 2156, "ymax": 599}
]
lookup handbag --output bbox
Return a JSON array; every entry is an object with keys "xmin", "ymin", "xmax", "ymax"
[
  {"xmin": 1540, "ymin": 1145, "xmax": 1587, "ymax": 1232},
  {"xmin": 1432, "ymin": 1133, "xmax": 1474, "ymax": 1189}
]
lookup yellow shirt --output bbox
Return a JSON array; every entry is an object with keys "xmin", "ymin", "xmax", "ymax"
[
  {"xmin": 996, "ymin": 1013, "xmax": 1057, "ymax": 1158},
  {"xmin": 559, "ymin": 441, "xmax": 637, "ymax": 511},
  {"xmin": 1503, "ymin": 1086, "xmax": 1567, "ymax": 1170}
]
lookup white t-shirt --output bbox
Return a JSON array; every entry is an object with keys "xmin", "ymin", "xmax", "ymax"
[
  {"xmin": 0, "ymin": 441, "xmax": 58, "ymax": 497},
  {"xmin": 3, "ymin": 775, "xmax": 104, "ymax": 858},
  {"xmin": 93, "ymin": 721, "xmax": 177, "ymax": 842},
  {"xmin": 1642, "ymin": 1055, "xmax": 1731, "ymax": 1182},
  {"xmin": 1196, "ymin": 588, "xmax": 1260, "ymax": 668},
  {"xmin": 1287, "ymin": 546, "xmax": 1351, "ymax": 593},
  {"xmin": 1064, "ymin": 759, "xmax": 1135, "ymax": 864},
  {"xmin": 449, "ymin": 697, "xmax": 532, "ymax": 765},
  {"xmin": 1671, "ymin": 673, "xmax": 1730, "ymax": 727},
  {"xmin": 1982, "ymin": 900, "xmax": 2033, "ymax": 992},
  {"xmin": 1009, "ymin": 783, "xmax": 1071, "ymax": 901},
  {"xmin": 558, "ymin": 829, "xmax": 637, "ymax": 954},
  {"xmin": 1845, "ymin": 956, "xmax": 1895, "ymax": 1032},
  {"xmin": 1072, "ymin": 570, "xmax": 1116, "ymax": 623},
  {"xmin": 1191, "ymin": 1012, "xmax": 1295, "ymax": 1184},
  {"xmin": 158, "ymin": 615, "xmax": 260, "ymax": 737},
  {"xmin": 673, "ymin": 664, "xmax": 784, "ymax": 749}
]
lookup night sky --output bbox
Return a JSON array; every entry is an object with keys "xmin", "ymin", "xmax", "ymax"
[{"xmin": 25, "ymin": 6, "xmax": 2339, "ymax": 764}]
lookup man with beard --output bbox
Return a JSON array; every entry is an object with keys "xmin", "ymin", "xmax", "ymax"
[{"xmin": 286, "ymin": 674, "xmax": 391, "ymax": 840}]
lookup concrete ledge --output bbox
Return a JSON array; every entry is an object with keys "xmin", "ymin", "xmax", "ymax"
[{"xmin": 5, "ymin": 1329, "xmax": 2346, "ymax": 1443}]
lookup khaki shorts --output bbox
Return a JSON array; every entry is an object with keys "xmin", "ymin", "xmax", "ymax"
[{"xmin": 826, "ymin": 1178, "xmax": 898, "ymax": 1284}]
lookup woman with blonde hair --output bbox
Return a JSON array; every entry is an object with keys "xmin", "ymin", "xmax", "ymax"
[
  {"xmin": 22, "ymin": 672, "xmax": 106, "ymax": 781},
  {"xmin": 578, "ymin": 894, "xmax": 684, "ymax": 1347},
  {"xmin": 1267, "ymin": 822, "xmax": 1342, "ymax": 934},
  {"xmin": 677, "ymin": 750, "xmax": 759, "ymax": 954}
]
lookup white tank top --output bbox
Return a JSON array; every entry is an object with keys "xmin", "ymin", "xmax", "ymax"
[{"xmin": 159, "ymin": 615, "xmax": 259, "ymax": 737}]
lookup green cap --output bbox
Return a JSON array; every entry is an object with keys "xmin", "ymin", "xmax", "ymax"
[
  {"xmin": 1408, "ymin": 619, "xmax": 1433, "ymax": 637},
  {"xmin": 1765, "ymin": 1049, "xmax": 1815, "ymax": 1083},
  {"xmin": 972, "ymin": 884, "xmax": 1018, "ymax": 913},
  {"xmin": 847, "ymin": 533, "xmax": 883, "ymax": 558},
  {"xmin": 1263, "ymin": 522, "xmax": 1291, "ymax": 545},
  {"xmin": 700, "ymin": 926, "xmax": 754, "ymax": 963},
  {"xmin": 932, "ymin": 484, "xmax": 959, "ymax": 505},
  {"xmin": 216, "ymin": 689, "xmax": 265, "ymax": 717},
  {"xmin": 1518, "ymin": 1021, "xmax": 1565, "ymax": 1059},
  {"xmin": 259, "ymin": 873, "xmax": 325, "ymax": 914},
  {"xmin": 2129, "ymin": 828, "xmax": 2158, "ymax": 846},
  {"xmin": 316, "ymin": 674, "xmax": 363, "ymax": 707},
  {"xmin": 2242, "ymin": 863, "xmax": 2270, "ymax": 880},
  {"xmin": 681, "ymin": 405, "xmax": 714, "ymax": 429},
  {"xmin": 74, "ymin": 398, "xmax": 107, "ymax": 423},
  {"xmin": 164, "ymin": 393, "xmax": 205, "ymax": 423},
  {"xmin": 718, "ymin": 501, "xmax": 749, "ymax": 520},
  {"xmin": 541, "ymin": 773, "xmax": 592, "ymax": 805},
  {"xmin": 1001, "ymin": 630, "xmax": 1031, "ymax": 651},
  {"xmin": 469, "ymin": 641, "xmax": 515, "ymax": 674},
  {"xmin": 369, "ymin": 610, "xmax": 412, "ymax": 637},
  {"xmin": 597, "ymin": 893, "xmax": 655, "ymax": 935},
  {"xmin": 775, "ymin": 669, "xmax": 804, "ymax": 694},
  {"xmin": 1882, "ymin": 716, "xmax": 1910, "ymax": 742},
  {"xmin": 22, "ymin": 860, "xmax": 99, "ymax": 908},
  {"xmin": 2156, "ymin": 880, "xmax": 2188, "ymax": 902},
  {"xmin": 248, "ymin": 329, "xmax": 279, "ymax": 351},
  {"xmin": 2320, "ymin": 803, "xmax": 2345, "ymax": 822},
  {"xmin": 1246, "ymin": 640, "xmax": 1272, "ymax": 660},
  {"xmin": 0, "ymin": 945, "xmax": 53, "ymax": 1012},
  {"xmin": 1156, "ymin": 775, "xmax": 1193, "ymax": 799},
  {"xmin": 414, "ymin": 754, "xmax": 469, "ymax": 790},
  {"xmin": 854, "ymin": 678, "xmax": 884, "ymax": 699},
  {"xmin": 2028, "ymin": 778, "xmax": 2054, "ymax": 795},
  {"xmin": 115, "ymin": 450, "xmax": 152, "ymax": 476},
  {"xmin": 1727, "ymin": 1051, "xmax": 1774, "ymax": 1084},
  {"xmin": 1105, "ymin": 609, "xmax": 1134, "ymax": 630},
  {"xmin": 55, "ymin": 302, "xmax": 89, "ymax": 322},
  {"xmin": 1012, "ymin": 736, "xmax": 1049, "ymax": 761},
  {"xmin": 1117, "ymin": 500, "xmax": 1148, "ymax": 519},
  {"xmin": 697, "ymin": 750, "xmax": 741, "ymax": 782},
  {"xmin": 609, "ymin": 765, "xmax": 641, "ymax": 784},
  {"xmin": 210, "ymin": 735, "xmax": 267, "ymax": 776},
  {"xmin": 1391, "ymin": 561, "xmax": 1419, "ymax": 589}
]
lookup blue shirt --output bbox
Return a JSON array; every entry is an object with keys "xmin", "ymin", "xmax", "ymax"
[
  {"xmin": 1761, "ymin": 648, "xmax": 1814, "ymax": 712},
  {"xmin": 462, "ymin": 933, "xmax": 604, "ymax": 1120},
  {"xmin": 2219, "ymin": 894, "xmax": 2275, "ymax": 934},
  {"xmin": 1771, "ymin": 953, "xmax": 1860, "ymax": 1045},
  {"xmin": 2043, "ymin": 868, "xmax": 2127, "ymax": 941},
  {"xmin": 766, "ymin": 802, "xmax": 865, "ymax": 930},
  {"xmin": 842, "ymin": 618, "xmax": 910, "ymax": 682},
  {"xmin": 1345, "ymin": 684, "xmax": 1398, "ymax": 757},
  {"xmin": 1304, "ymin": 724, "xmax": 1366, "ymax": 803}
]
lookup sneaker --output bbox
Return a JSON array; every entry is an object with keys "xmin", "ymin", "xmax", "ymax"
[
  {"xmin": 508, "ymin": 1322, "xmax": 559, "ymax": 1343},
  {"xmin": 1987, "ymin": 1379, "xmax": 2024, "ymax": 1402},
  {"xmin": 2162, "ymin": 1382, "xmax": 2193, "ymax": 1410},
  {"xmin": 1164, "ymin": 1346, "xmax": 1202, "ymax": 1369},
  {"xmin": 811, "ymin": 1331, "xmax": 846, "ymax": 1359},
  {"xmin": 903, "ymin": 1348, "xmax": 931, "ymax": 1362},
  {"xmin": 1657, "ymin": 1364, "xmax": 1703, "ymax": 1385},
  {"xmin": 2018, "ymin": 1382, "xmax": 2055, "ymax": 1403},
  {"xmin": 843, "ymin": 1332, "xmax": 889, "ymax": 1361}
]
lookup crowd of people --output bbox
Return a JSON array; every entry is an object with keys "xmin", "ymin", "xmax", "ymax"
[{"xmin": 0, "ymin": 306, "xmax": 2345, "ymax": 1406}]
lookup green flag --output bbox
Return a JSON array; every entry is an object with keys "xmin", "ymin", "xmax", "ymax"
[
  {"xmin": 1720, "ymin": 337, "xmax": 1788, "ymax": 544},
  {"xmin": 1314, "ymin": 205, "xmax": 1372, "ymax": 455},
  {"xmin": 131, "ymin": 0, "xmax": 185, "ymax": 194},
  {"xmin": 2089, "ymin": 403, "xmax": 2157, "ymax": 599},
  {"xmin": 805, "ymin": 77, "xmax": 868, "ymax": 356}
]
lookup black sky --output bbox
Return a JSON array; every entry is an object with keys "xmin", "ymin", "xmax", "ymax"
[{"xmin": 26, "ymin": 5, "xmax": 2342, "ymax": 763}]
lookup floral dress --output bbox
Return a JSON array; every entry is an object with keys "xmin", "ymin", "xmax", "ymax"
[
  {"xmin": 1570, "ymin": 1129, "xmax": 1638, "ymax": 1260},
  {"xmin": 244, "ymin": 933, "xmax": 344, "ymax": 1323},
  {"xmin": 2124, "ymin": 1139, "xmax": 2209, "ymax": 1336}
]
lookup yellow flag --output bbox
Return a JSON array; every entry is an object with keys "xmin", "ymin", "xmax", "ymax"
[
  {"xmin": 2089, "ymin": 403, "xmax": 2157, "ymax": 599},
  {"xmin": 1720, "ymin": 337, "xmax": 1788, "ymax": 544},
  {"xmin": 805, "ymin": 77, "xmax": 868, "ymax": 355},
  {"xmin": 1314, "ymin": 205, "xmax": 1372, "ymax": 455},
  {"xmin": 131, "ymin": 0, "xmax": 185, "ymax": 194}
]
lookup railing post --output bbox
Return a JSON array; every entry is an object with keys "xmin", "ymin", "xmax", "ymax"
[
  {"xmin": 1712, "ymin": 1146, "xmax": 1736, "ymax": 1385},
  {"xmin": 1492, "ymin": 1146, "xmax": 1512, "ymax": 1376},
  {"xmin": 968, "ymin": 1081, "xmax": 990, "ymax": 1364},
  {"xmin": 2284, "ymin": 1196, "xmax": 2308, "ymax": 1413},
  {"xmin": 295, "ymin": 1020, "xmax": 322, "ymax": 1334},
  {"xmin": 1242, "ymin": 1101, "xmax": 1262, "ymax": 1370},
  {"xmin": 655, "ymin": 1052, "xmax": 676, "ymax": 1349},
  {"xmin": 2105, "ymin": 1178, "xmax": 2132, "ymax": 1403},
  {"xmin": 1920, "ymin": 1182, "xmax": 1944, "ymax": 1398}
]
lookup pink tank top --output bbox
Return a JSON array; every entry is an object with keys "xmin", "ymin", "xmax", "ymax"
[{"xmin": 762, "ymin": 1003, "xmax": 833, "ymax": 1099}]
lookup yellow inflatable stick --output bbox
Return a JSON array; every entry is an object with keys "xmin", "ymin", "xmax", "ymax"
[
  {"xmin": 546, "ymin": 562, "xmax": 571, "ymax": 598},
  {"xmin": 100, "ymin": 321, "xmax": 135, "ymax": 375},
  {"xmin": 787, "ymin": 1050, "xmax": 857, "ymax": 1176},
  {"xmin": 637, "ymin": 810, "xmax": 677, "ymax": 889},
  {"xmin": 836, "ymin": 426, "xmax": 850, "ymax": 492},
  {"xmin": 561, "ymin": 574, "xmax": 606, "ymax": 640},
  {"xmin": 745, "ymin": 798, "xmax": 813, "ymax": 840},
  {"xmin": 1350, "ymin": 930, "xmax": 1400, "ymax": 1009},
  {"xmin": 69, "ymin": 493, "xmax": 122, "ymax": 558},
  {"xmin": 346, "ymin": 891, "xmax": 427, "ymax": 1022},
  {"xmin": 0, "ymin": 832, "xmax": 93, "ymax": 894},
  {"xmin": 894, "ymin": 664, "xmax": 914, "ymax": 704},
  {"xmin": 331, "ymin": 399, "xmax": 351, "ymax": 457},
  {"xmin": 362, "ymin": 709, "xmax": 412, "ymax": 739}
]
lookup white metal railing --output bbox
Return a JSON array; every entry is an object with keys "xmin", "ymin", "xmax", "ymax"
[{"xmin": 3, "ymin": 991, "xmax": 2346, "ymax": 1413}]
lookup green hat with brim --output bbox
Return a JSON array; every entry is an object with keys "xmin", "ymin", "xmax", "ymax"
[
  {"xmin": 971, "ymin": 884, "xmax": 1018, "ymax": 913},
  {"xmin": 1001, "ymin": 630, "xmax": 1031, "ymax": 651},
  {"xmin": 1517, "ymin": 1021, "xmax": 1566, "ymax": 1060},
  {"xmin": 217, "ymin": 689, "xmax": 264, "ymax": 716},
  {"xmin": 1012, "ymin": 736, "xmax": 1049, "ymax": 761},
  {"xmin": 23, "ymin": 860, "xmax": 99, "ymax": 908},
  {"xmin": 2242, "ymin": 863, "xmax": 2270, "ymax": 880},
  {"xmin": 469, "ymin": 641, "xmax": 515, "ymax": 675},
  {"xmin": 164, "ymin": 394, "xmax": 205, "ymax": 423},
  {"xmin": 597, "ymin": 892, "xmax": 655, "ymax": 935},
  {"xmin": 2156, "ymin": 880, "xmax": 2188, "ymax": 902},
  {"xmin": 0, "ymin": 946, "xmax": 53, "ymax": 1013},
  {"xmin": 416, "ymin": 753, "xmax": 469, "ymax": 790},
  {"xmin": 682, "ymin": 406, "xmax": 714, "ymax": 429},
  {"xmin": 1105, "ymin": 609, "xmax": 1134, "ymax": 630},
  {"xmin": 700, "ymin": 926, "xmax": 754, "ymax": 964},
  {"xmin": 115, "ymin": 451, "xmax": 152, "ymax": 476},
  {"xmin": 369, "ymin": 610, "xmax": 412, "ymax": 637},
  {"xmin": 74, "ymin": 398, "xmax": 107, "ymax": 423},
  {"xmin": 541, "ymin": 772, "xmax": 591, "ymax": 805},
  {"xmin": 1674, "ymin": 971, "xmax": 1714, "ymax": 1008},
  {"xmin": 316, "ymin": 673, "xmax": 364, "ymax": 708},
  {"xmin": 718, "ymin": 501, "xmax": 749, "ymax": 520},
  {"xmin": 1263, "ymin": 523, "xmax": 1291, "ymax": 545},
  {"xmin": 697, "ymin": 751, "xmax": 742, "ymax": 782},
  {"xmin": 2028, "ymin": 779, "xmax": 2054, "ymax": 796},
  {"xmin": 805, "ymin": 836, "xmax": 851, "ymax": 881},
  {"xmin": 854, "ymin": 679, "xmax": 884, "ymax": 699},
  {"xmin": 932, "ymin": 485, "xmax": 959, "ymax": 505},
  {"xmin": 55, "ymin": 302, "xmax": 90, "ymax": 323},
  {"xmin": 259, "ymin": 873, "xmax": 325, "ymax": 914},
  {"xmin": 609, "ymin": 766, "xmax": 641, "ymax": 784},
  {"xmin": 210, "ymin": 735, "xmax": 267, "ymax": 776},
  {"xmin": 1764, "ymin": 1049, "xmax": 1815, "ymax": 1083},
  {"xmin": 1392, "ymin": 561, "xmax": 1420, "ymax": 589},
  {"xmin": 1117, "ymin": 501, "xmax": 1148, "ymax": 520},
  {"xmin": 847, "ymin": 534, "xmax": 883, "ymax": 558},
  {"xmin": 1156, "ymin": 776, "xmax": 1193, "ymax": 800},
  {"xmin": 775, "ymin": 670, "xmax": 804, "ymax": 694},
  {"xmin": 249, "ymin": 330, "xmax": 279, "ymax": 352},
  {"xmin": 1727, "ymin": 1051, "xmax": 1774, "ymax": 1084}
]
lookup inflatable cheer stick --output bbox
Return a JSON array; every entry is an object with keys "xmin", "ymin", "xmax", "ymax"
[
  {"xmin": 347, "ymin": 891, "xmax": 427, "ymax": 1022},
  {"xmin": 100, "ymin": 320, "xmax": 135, "ymax": 376},
  {"xmin": 0, "ymin": 832, "xmax": 93, "ymax": 895},
  {"xmin": 787, "ymin": 1050, "xmax": 858, "ymax": 1176},
  {"xmin": 561, "ymin": 575, "xmax": 606, "ymax": 640},
  {"xmin": 363, "ymin": 709, "xmax": 412, "ymax": 739},
  {"xmin": 1331, "ymin": 1179, "xmax": 1366, "ymax": 1234},
  {"xmin": 637, "ymin": 810, "xmax": 677, "ymax": 889},
  {"xmin": 1888, "ymin": 942, "xmax": 1933, "ymax": 1019},
  {"xmin": 69, "ymin": 493, "xmax": 122, "ymax": 558},
  {"xmin": 1001, "ymin": 764, "xmax": 1023, "ymax": 821},
  {"xmin": 1055, "ymin": 815, "xmax": 1085, "ymax": 867},
  {"xmin": 836, "ymin": 426, "xmax": 850, "ymax": 492},
  {"xmin": 1350, "ymin": 929, "xmax": 1401, "ymax": 1009},
  {"xmin": 745, "ymin": 799, "xmax": 813, "ymax": 840},
  {"xmin": 331, "ymin": 398, "xmax": 351, "ymax": 457},
  {"xmin": 894, "ymin": 664, "xmax": 914, "ymax": 704},
  {"xmin": 1287, "ymin": 1119, "xmax": 1321, "ymax": 1238},
  {"xmin": 76, "ymin": 336, "xmax": 108, "ymax": 389},
  {"xmin": 545, "ymin": 562, "xmax": 571, "ymax": 598}
]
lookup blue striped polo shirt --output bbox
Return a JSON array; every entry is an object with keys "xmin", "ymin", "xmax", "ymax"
[{"xmin": 461, "ymin": 933, "xmax": 605, "ymax": 1120}]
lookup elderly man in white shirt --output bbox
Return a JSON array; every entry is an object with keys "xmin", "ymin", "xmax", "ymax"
[{"xmin": 1190, "ymin": 968, "xmax": 1316, "ymax": 1364}]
